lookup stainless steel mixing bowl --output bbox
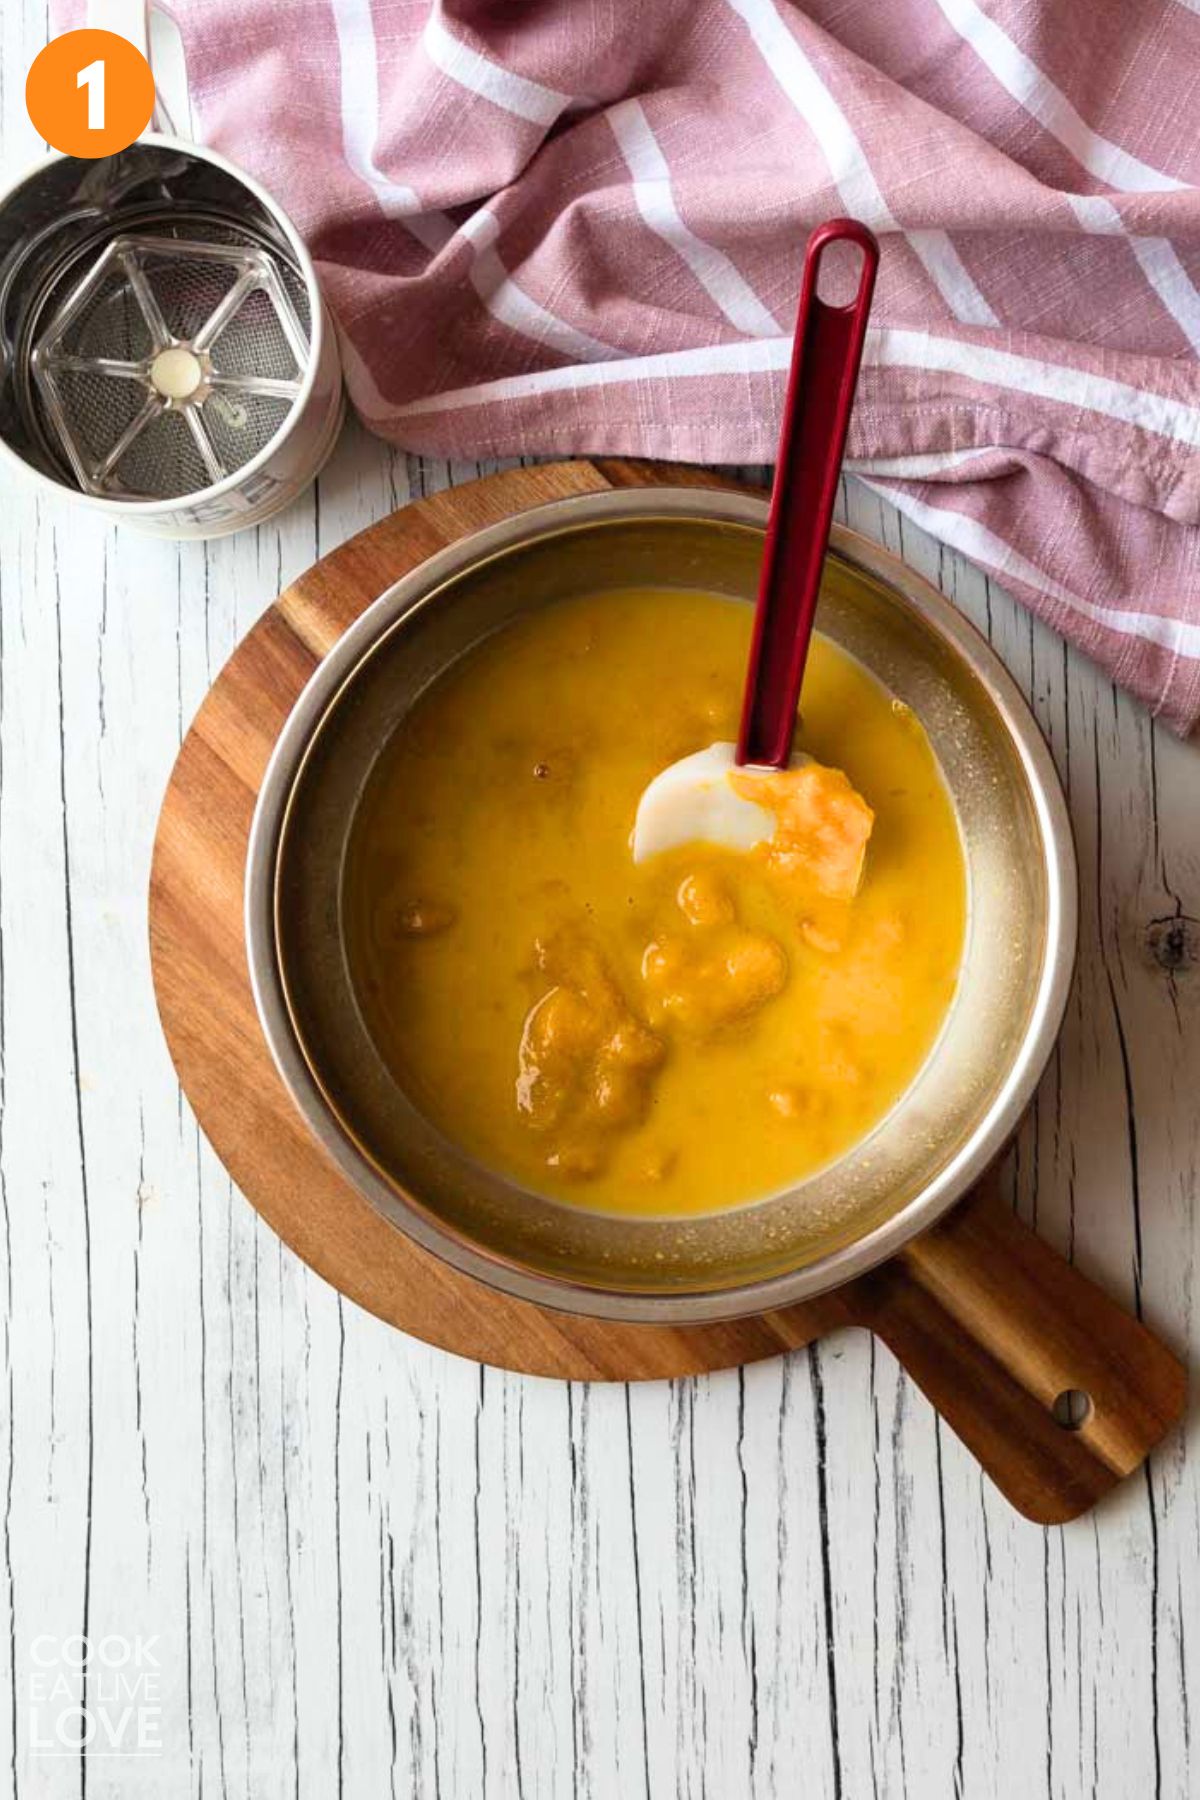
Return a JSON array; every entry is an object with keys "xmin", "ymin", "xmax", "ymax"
[{"xmin": 245, "ymin": 487, "xmax": 1076, "ymax": 1324}]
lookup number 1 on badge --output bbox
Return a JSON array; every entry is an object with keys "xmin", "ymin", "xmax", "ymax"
[{"xmin": 77, "ymin": 57, "xmax": 106, "ymax": 130}]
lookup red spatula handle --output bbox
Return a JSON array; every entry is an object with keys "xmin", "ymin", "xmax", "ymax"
[{"xmin": 736, "ymin": 219, "xmax": 879, "ymax": 768}]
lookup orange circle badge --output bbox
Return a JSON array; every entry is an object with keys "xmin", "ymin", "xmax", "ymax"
[{"xmin": 26, "ymin": 29, "xmax": 155, "ymax": 159}]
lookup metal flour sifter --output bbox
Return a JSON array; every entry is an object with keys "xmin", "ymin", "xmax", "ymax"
[{"xmin": 0, "ymin": 98, "xmax": 343, "ymax": 537}]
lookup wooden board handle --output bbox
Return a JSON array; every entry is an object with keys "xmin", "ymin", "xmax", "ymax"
[{"xmin": 849, "ymin": 1181, "xmax": 1186, "ymax": 1523}]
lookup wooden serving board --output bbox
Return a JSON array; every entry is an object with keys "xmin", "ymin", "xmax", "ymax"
[{"xmin": 149, "ymin": 458, "xmax": 1186, "ymax": 1524}]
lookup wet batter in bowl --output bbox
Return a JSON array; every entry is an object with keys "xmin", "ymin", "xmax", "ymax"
[{"xmin": 342, "ymin": 587, "xmax": 966, "ymax": 1217}]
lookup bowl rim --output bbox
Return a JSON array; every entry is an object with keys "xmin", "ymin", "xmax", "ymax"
[{"xmin": 245, "ymin": 485, "xmax": 1078, "ymax": 1324}]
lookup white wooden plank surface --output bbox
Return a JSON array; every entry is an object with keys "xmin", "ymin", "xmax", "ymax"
[{"xmin": 1, "ymin": 17, "xmax": 1198, "ymax": 1797}]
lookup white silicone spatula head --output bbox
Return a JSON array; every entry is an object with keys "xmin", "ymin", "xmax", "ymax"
[{"xmin": 632, "ymin": 743, "xmax": 806, "ymax": 863}]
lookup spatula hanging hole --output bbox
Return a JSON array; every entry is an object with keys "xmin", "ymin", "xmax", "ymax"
[
  {"xmin": 1052, "ymin": 1388, "xmax": 1093, "ymax": 1431},
  {"xmin": 815, "ymin": 238, "xmax": 867, "ymax": 309}
]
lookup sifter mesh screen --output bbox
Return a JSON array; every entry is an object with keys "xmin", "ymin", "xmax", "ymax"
[
  {"xmin": 138, "ymin": 251, "xmax": 240, "ymax": 341},
  {"xmin": 202, "ymin": 389, "xmax": 293, "ymax": 470},
  {"xmin": 55, "ymin": 366, "xmax": 147, "ymax": 463},
  {"xmin": 208, "ymin": 287, "xmax": 301, "ymax": 381},
  {"xmin": 114, "ymin": 408, "xmax": 211, "ymax": 497},
  {"xmin": 28, "ymin": 220, "xmax": 311, "ymax": 502},
  {"xmin": 60, "ymin": 271, "xmax": 154, "ymax": 361}
]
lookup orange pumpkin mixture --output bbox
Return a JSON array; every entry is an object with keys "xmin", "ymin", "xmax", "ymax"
[{"xmin": 343, "ymin": 587, "xmax": 966, "ymax": 1217}]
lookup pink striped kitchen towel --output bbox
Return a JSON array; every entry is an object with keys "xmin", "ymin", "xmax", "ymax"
[{"xmin": 73, "ymin": 0, "xmax": 1200, "ymax": 727}]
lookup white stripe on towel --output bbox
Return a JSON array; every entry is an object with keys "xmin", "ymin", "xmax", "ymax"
[
  {"xmin": 863, "ymin": 479, "xmax": 1200, "ymax": 659},
  {"xmin": 864, "ymin": 326, "xmax": 1200, "ymax": 446},
  {"xmin": 1067, "ymin": 193, "xmax": 1200, "ymax": 356},
  {"xmin": 330, "ymin": 0, "xmax": 617, "ymax": 358},
  {"xmin": 458, "ymin": 207, "xmax": 622, "ymax": 360},
  {"xmin": 423, "ymin": 10, "xmax": 571, "ymax": 126},
  {"xmin": 930, "ymin": 0, "xmax": 1188, "ymax": 192},
  {"xmin": 393, "ymin": 333, "xmax": 794, "ymax": 414},
  {"xmin": 607, "ymin": 98, "xmax": 781, "ymax": 337},
  {"xmin": 722, "ymin": 0, "xmax": 1000, "ymax": 326}
]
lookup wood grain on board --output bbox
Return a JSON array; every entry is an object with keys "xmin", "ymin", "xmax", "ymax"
[{"xmin": 148, "ymin": 458, "xmax": 1185, "ymax": 1525}]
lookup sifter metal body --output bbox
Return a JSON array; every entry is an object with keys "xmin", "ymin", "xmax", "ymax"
[{"xmin": 0, "ymin": 137, "xmax": 343, "ymax": 537}]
